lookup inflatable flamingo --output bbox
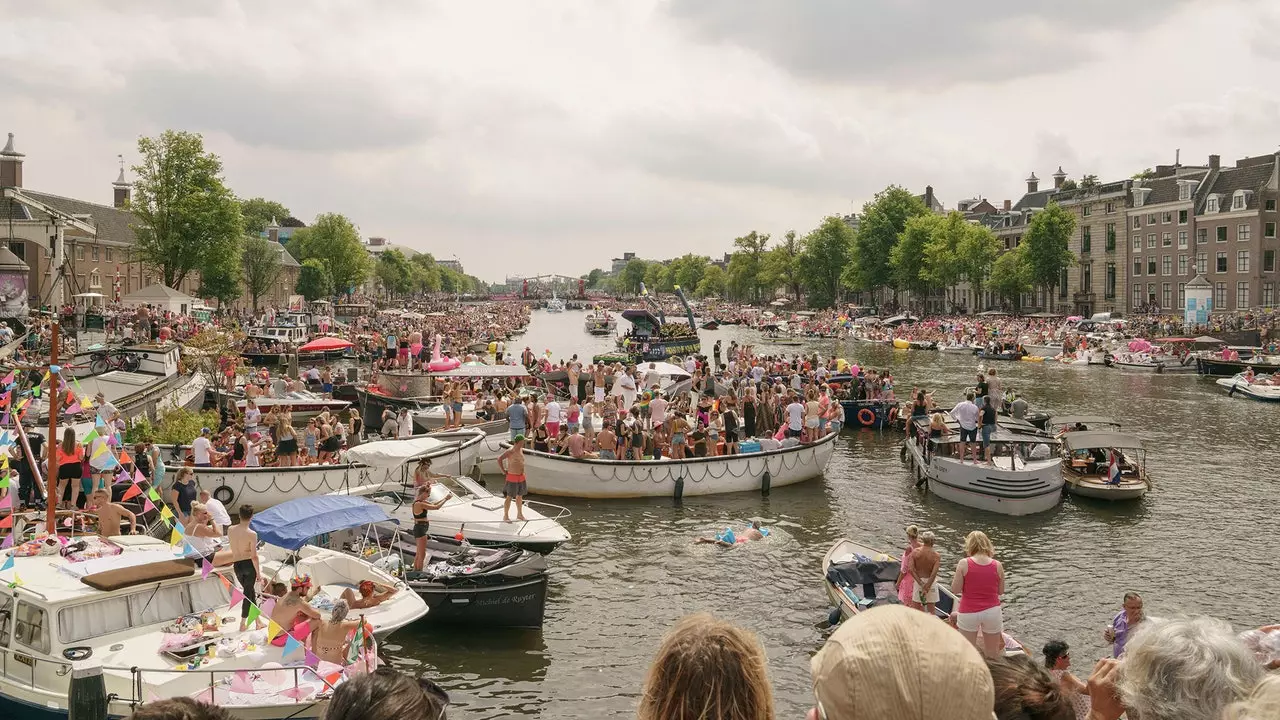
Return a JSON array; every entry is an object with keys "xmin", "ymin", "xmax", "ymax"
[{"xmin": 426, "ymin": 334, "xmax": 461, "ymax": 372}]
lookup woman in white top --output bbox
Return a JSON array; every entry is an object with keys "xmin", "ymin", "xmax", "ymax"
[
  {"xmin": 243, "ymin": 399, "xmax": 262, "ymax": 431},
  {"xmin": 397, "ymin": 408, "xmax": 412, "ymax": 439}
]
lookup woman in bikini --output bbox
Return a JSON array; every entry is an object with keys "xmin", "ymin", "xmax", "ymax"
[{"xmin": 411, "ymin": 483, "xmax": 450, "ymax": 571}]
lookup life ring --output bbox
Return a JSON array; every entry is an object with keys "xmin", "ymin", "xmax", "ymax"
[
  {"xmin": 212, "ymin": 485, "xmax": 235, "ymax": 506},
  {"xmin": 857, "ymin": 408, "xmax": 876, "ymax": 426},
  {"xmin": 63, "ymin": 647, "xmax": 93, "ymax": 661}
]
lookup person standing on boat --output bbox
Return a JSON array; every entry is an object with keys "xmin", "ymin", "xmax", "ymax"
[
  {"xmin": 411, "ymin": 479, "xmax": 450, "ymax": 571},
  {"xmin": 497, "ymin": 434, "xmax": 528, "ymax": 523},
  {"xmin": 951, "ymin": 530, "xmax": 1006, "ymax": 658},
  {"xmin": 952, "ymin": 392, "xmax": 981, "ymax": 463},
  {"xmin": 906, "ymin": 531, "xmax": 941, "ymax": 614},
  {"xmin": 980, "ymin": 396, "xmax": 998, "ymax": 463},
  {"xmin": 229, "ymin": 505, "xmax": 266, "ymax": 632},
  {"xmin": 986, "ymin": 368, "xmax": 1002, "ymax": 405},
  {"xmin": 396, "ymin": 408, "xmax": 412, "ymax": 439},
  {"xmin": 896, "ymin": 525, "xmax": 921, "ymax": 608},
  {"xmin": 1103, "ymin": 592, "xmax": 1146, "ymax": 657}
]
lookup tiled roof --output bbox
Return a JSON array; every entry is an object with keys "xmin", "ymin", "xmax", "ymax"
[
  {"xmin": 1134, "ymin": 170, "xmax": 1209, "ymax": 206},
  {"xmin": 1012, "ymin": 189, "xmax": 1057, "ymax": 212},
  {"xmin": 1198, "ymin": 156, "xmax": 1276, "ymax": 213},
  {"xmin": 274, "ymin": 242, "xmax": 300, "ymax": 268},
  {"xmin": 0, "ymin": 198, "xmax": 31, "ymax": 221},
  {"xmin": 21, "ymin": 190, "xmax": 139, "ymax": 245}
]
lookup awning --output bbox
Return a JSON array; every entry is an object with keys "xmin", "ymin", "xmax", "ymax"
[
  {"xmin": 1062, "ymin": 431, "xmax": 1145, "ymax": 451},
  {"xmin": 1193, "ymin": 336, "xmax": 1226, "ymax": 344},
  {"xmin": 343, "ymin": 435, "xmax": 451, "ymax": 466},
  {"xmin": 428, "ymin": 365, "xmax": 532, "ymax": 378},
  {"xmin": 298, "ymin": 336, "xmax": 354, "ymax": 352},
  {"xmin": 250, "ymin": 496, "xmax": 396, "ymax": 551}
]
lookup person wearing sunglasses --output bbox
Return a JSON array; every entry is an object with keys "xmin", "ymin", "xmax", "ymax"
[
  {"xmin": 1043, "ymin": 640, "xmax": 1090, "ymax": 719},
  {"xmin": 324, "ymin": 667, "xmax": 449, "ymax": 720}
]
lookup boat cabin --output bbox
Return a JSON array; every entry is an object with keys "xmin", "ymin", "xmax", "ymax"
[
  {"xmin": 1060, "ymin": 430, "xmax": 1147, "ymax": 477},
  {"xmin": 247, "ymin": 325, "xmax": 308, "ymax": 345}
]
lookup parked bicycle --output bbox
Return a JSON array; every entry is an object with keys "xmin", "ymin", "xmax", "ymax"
[{"xmin": 89, "ymin": 349, "xmax": 141, "ymax": 374}]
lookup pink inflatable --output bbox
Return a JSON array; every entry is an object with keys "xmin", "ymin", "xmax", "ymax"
[{"xmin": 426, "ymin": 334, "xmax": 461, "ymax": 372}]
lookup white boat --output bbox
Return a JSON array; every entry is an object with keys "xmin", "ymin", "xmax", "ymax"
[
  {"xmin": 161, "ymin": 431, "xmax": 486, "ymax": 510},
  {"xmin": 513, "ymin": 431, "xmax": 838, "ymax": 499},
  {"xmin": 545, "ymin": 288, "xmax": 565, "ymax": 313},
  {"xmin": 584, "ymin": 310, "xmax": 617, "ymax": 335},
  {"xmin": 1056, "ymin": 347, "xmax": 1107, "ymax": 366},
  {"xmin": 903, "ymin": 416, "xmax": 1063, "ymax": 516},
  {"xmin": 1059, "ymin": 430, "xmax": 1150, "ymax": 500},
  {"xmin": 1023, "ymin": 343, "xmax": 1063, "ymax": 358},
  {"xmin": 1107, "ymin": 352, "xmax": 1197, "ymax": 373},
  {"xmin": 411, "ymin": 402, "xmax": 477, "ymax": 430},
  {"xmin": 0, "ymin": 525, "xmax": 424, "ymax": 720},
  {"xmin": 939, "ymin": 343, "xmax": 978, "ymax": 354},
  {"xmin": 1216, "ymin": 373, "xmax": 1280, "ymax": 402},
  {"xmin": 236, "ymin": 391, "xmax": 351, "ymax": 423},
  {"xmin": 338, "ymin": 472, "xmax": 571, "ymax": 554}
]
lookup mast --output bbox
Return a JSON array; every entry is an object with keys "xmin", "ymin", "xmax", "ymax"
[{"xmin": 45, "ymin": 320, "xmax": 59, "ymax": 535}]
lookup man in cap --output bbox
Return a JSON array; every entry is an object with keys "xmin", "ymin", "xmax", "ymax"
[{"xmin": 808, "ymin": 604, "xmax": 994, "ymax": 720}]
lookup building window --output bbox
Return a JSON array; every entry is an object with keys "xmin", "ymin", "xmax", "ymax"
[
  {"xmin": 1162, "ymin": 212, "xmax": 1172, "ymax": 224},
  {"xmin": 1196, "ymin": 252, "xmax": 1207, "ymax": 274},
  {"xmin": 1178, "ymin": 230, "xmax": 1188, "ymax": 248},
  {"xmin": 1133, "ymin": 259, "xmax": 1143, "ymax": 277},
  {"xmin": 1132, "ymin": 285, "xmax": 1143, "ymax": 309},
  {"xmin": 1132, "ymin": 216, "xmax": 1141, "ymax": 229},
  {"xmin": 1178, "ymin": 209, "xmax": 1188, "ymax": 225},
  {"xmin": 105, "ymin": 248, "xmax": 113, "ymax": 262},
  {"xmin": 1081, "ymin": 263, "xmax": 1092, "ymax": 291},
  {"xmin": 1162, "ymin": 232, "xmax": 1172, "ymax": 247},
  {"xmin": 1147, "ymin": 257, "xmax": 1157, "ymax": 275},
  {"xmin": 1238, "ymin": 224, "xmax": 1251, "ymax": 242},
  {"xmin": 1237, "ymin": 281, "xmax": 1249, "ymax": 308},
  {"xmin": 1215, "ymin": 281, "xmax": 1226, "ymax": 307},
  {"xmin": 1105, "ymin": 263, "xmax": 1116, "ymax": 298},
  {"xmin": 1083, "ymin": 205, "xmax": 1091, "ymax": 217},
  {"xmin": 1162, "ymin": 283, "xmax": 1171, "ymax": 309},
  {"xmin": 1197, "ymin": 228, "xmax": 1208, "ymax": 244},
  {"xmin": 91, "ymin": 246, "xmax": 99, "ymax": 262},
  {"xmin": 1264, "ymin": 282, "xmax": 1275, "ymax": 308},
  {"xmin": 1217, "ymin": 226, "xmax": 1227, "ymax": 242},
  {"xmin": 1132, "ymin": 235, "xmax": 1141, "ymax": 251},
  {"xmin": 1179, "ymin": 282, "xmax": 1186, "ymax": 307},
  {"xmin": 1147, "ymin": 234, "xmax": 1156, "ymax": 248},
  {"xmin": 1081, "ymin": 227, "xmax": 1091, "ymax": 253},
  {"xmin": 1216, "ymin": 252, "xmax": 1227, "ymax": 273},
  {"xmin": 1238, "ymin": 250, "xmax": 1250, "ymax": 272},
  {"xmin": 1147, "ymin": 213, "xmax": 1157, "ymax": 225},
  {"xmin": 1105, "ymin": 201, "xmax": 1115, "ymax": 214},
  {"xmin": 1148, "ymin": 283, "xmax": 1157, "ymax": 305},
  {"xmin": 75, "ymin": 246, "xmax": 84, "ymax": 262},
  {"xmin": 1265, "ymin": 250, "xmax": 1276, "ymax": 272},
  {"xmin": 1059, "ymin": 269, "xmax": 1068, "ymax": 298},
  {"xmin": 9, "ymin": 241, "xmax": 24, "ymax": 262},
  {"xmin": 1105, "ymin": 223, "xmax": 1116, "ymax": 251},
  {"xmin": 1266, "ymin": 199, "xmax": 1276, "ymax": 211},
  {"xmin": 1232, "ymin": 192, "xmax": 1246, "ymax": 210},
  {"xmin": 1178, "ymin": 254, "xmax": 1188, "ymax": 276},
  {"xmin": 1266, "ymin": 222, "xmax": 1276, "ymax": 238},
  {"xmin": 1162, "ymin": 255, "xmax": 1172, "ymax": 276},
  {"xmin": 1207, "ymin": 197, "xmax": 1219, "ymax": 213},
  {"xmin": 1179, "ymin": 184, "xmax": 1191, "ymax": 201},
  {"xmin": 89, "ymin": 272, "xmax": 101, "ymax": 288}
]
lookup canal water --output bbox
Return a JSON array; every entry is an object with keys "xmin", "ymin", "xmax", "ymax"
[{"xmin": 383, "ymin": 309, "xmax": 1278, "ymax": 719}]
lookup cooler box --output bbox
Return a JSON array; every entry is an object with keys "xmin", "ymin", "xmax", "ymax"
[{"xmin": 739, "ymin": 440, "xmax": 762, "ymax": 454}]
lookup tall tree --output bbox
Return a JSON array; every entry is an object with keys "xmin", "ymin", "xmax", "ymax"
[
  {"xmin": 289, "ymin": 213, "xmax": 371, "ymax": 297},
  {"xmin": 643, "ymin": 262, "xmax": 665, "ymax": 294},
  {"xmin": 296, "ymin": 258, "xmax": 333, "ymax": 301},
  {"xmin": 585, "ymin": 268, "xmax": 604, "ymax": 288},
  {"xmin": 1022, "ymin": 202, "xmax": 1076, "ymax": 305},
  {"xmin": 729, "ymin": 231, "xmax": 769, "ymax": 301},
  {"xmin": 921, "ymin": 212, "xmax": 969, "ymax": 305},
  {"xmin": 130, "ymin": 130, "xmax": 243, "ymax": 288},
  {"xmin": 199, "ymin": 245, "xmax": 243, "ymax": 307},
  {"xmin": 672, "ymin": 254, "xmax": 709, "ymax": 291},
  {"xmin": 374, "ymin": 249, "xmax": 413, "ymax": 299},
  {"xmin": 239, "ymin": 197, "xmax": 291, "ymax": 235},
  {"xmin": 847, "ymin": 186, "xmax": 929, "ymax": 300},
  {"xmin": 799, "ymin": 216, "xmax": 856, "ymax": 308},
  {"xmin": 241, "ymin": 236, "xmax": 282, "ymax": 312},
  {"xmin": 990, "ymin": 246, "xmax": 1032, "ymax": 310},
  {"xmin": 695, "ymin": 264, "xmax": 726, "ymax": 298},
  {"xmin": 762, "ymin": 230, "xmax": 802, "ymax": 301},
  {"xmin": 621, "ymin": 258, "xmax": 648, "ymax": 295},
  {"xmin": 890, "ymin": 214, "xmax": 939, "ymax": 299},
  {"xmin": 956, "ymin": 223, "xmax": 1001, "ymax": 311}
]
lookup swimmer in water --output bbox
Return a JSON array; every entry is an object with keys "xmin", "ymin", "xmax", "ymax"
[{"xmin": 694, "ymin": 521, "xmax": 769, "ymax": 546}]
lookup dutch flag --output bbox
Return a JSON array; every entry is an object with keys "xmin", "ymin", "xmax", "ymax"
[{"xmin": 1107, "ymin": 450, "xmax": 1123, "ymax": 485}]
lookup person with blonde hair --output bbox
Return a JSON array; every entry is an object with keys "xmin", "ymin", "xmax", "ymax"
[
  {"xmin": 638, "ymin": 613, "xmax": 774, "ymax": 720},
  {"xmin": 896, "ymin": 524, "xmax": 921, "ymax": 607},
  {"xmin": 1222, "ymin": 676, "xmax": 1280, "ymax": 720},
  {"xmin": 951, "ymin": 530, "xmax": 1006, "ymax": 658}
]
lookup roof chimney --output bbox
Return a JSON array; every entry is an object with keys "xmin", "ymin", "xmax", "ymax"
[
  {"xmin": 267, "ymin": 217, "xmax": 280, "ymax": 243},
  {"xmin": 924, "ymin": 185, "xmax": 935, "ymax": 211},
  {"xmin": 1209, "ymin": 154, "xmax": 1220, "ymax": 170},
  {"xmin": 1052, "ymin": 166, "xmax": 1067, "ymax": 190},
  {"xmin": 1003, "ymin": 199, "xmax": 1011, "ymax": 212},
  {"xmin": 1026, "ymin": 172, "xmax": 1039, "ymax": 194},
  {"xmin": 0, "ymin": 133, "xmax": 24, "ymax": 189},
  {"xmin": 111, "ymin": 155, "xmax": 130, "ymax": 208}
]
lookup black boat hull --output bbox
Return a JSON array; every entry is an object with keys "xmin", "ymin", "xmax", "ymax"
[
  {"xmin": 1196, "ymin": 357, "xmax": 1280, "ymax": 377},
  {"xmin": 412, "ymin": 574, "xmax": 549, "ymax": 627}
]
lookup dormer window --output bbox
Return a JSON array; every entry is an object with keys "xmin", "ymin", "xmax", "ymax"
[
  {"xmin": 1177, "ymin": 180, "xmax": 1196, "ymax": 201},
  {"xmin": 1207, "ymin": 195, "xmax": 1220, "ymax": 213},
  {"xmin": 1232, "ymin": 190, "xmax": 1250, "ymax": 210},
  {"xmin": 1132, "ymin": 187, "xmax": 1151, "ymax": 208}
]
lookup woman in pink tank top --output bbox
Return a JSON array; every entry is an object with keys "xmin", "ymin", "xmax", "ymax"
[
  {"xmin": 896, "ymin": 525, "xmax": 920, "ymax": 608},
  {"xmin": 951, "ymin": 530, "xmax": 1006, "ymax": 658}
]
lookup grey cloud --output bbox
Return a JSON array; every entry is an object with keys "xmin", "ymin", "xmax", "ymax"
[{"xmin": 665, "ymin": 0, "xmax": 1195, "ymax": 85}]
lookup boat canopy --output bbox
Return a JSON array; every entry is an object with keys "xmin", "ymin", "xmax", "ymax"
[
  {"xmin": 881, "ymin": 314, "xmax": 919, "ymax": 326},
  {"xmin": 1049, "ymin": 415, "xmax": 1121, "ymax": 429},
  {"xmin": 1061, "ymin": 431, "xmax": 1145, "ymax": 451},
  {"xmin": 632, "ymin": 361, "xmax": 692, "ymax": 378},
  {"xmin": 1194, "ymin": 336, "xmax": 1226, "ymax": 344},
  {"xmin": 621, "ymin": 309, "xmax": 661, "ymax": 326},
  {"xmin": 250, "ymin": 496, "xmax": 396, "ymax": 551},
  {"xmin": 428, "ymin": 365, "xmax": 531, "ymax": 378},
  {"xmin": 344, "ymin": 436, "xmax": 451, "ymax": 466}
]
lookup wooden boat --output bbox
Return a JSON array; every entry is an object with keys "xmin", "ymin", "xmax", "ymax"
[
  {"xmin": 514, "ymin": 431, "xmax": 838, "ymax": 498},
  {"xmin": 821, "ymin": 539, "xmax": 1025, "ymax": 655},
  {"xmin": 1059, "ymin": 430, "xmax": 1150, "ymax": 500}
]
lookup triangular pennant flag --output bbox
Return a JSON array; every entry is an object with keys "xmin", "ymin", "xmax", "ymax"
[
  {"xmin": 174, "ymin": 520, "xmax": 185, "ymax": 535},
  {"xmin": 1, "ymin": 372, "xmax": 13, "ymax": 385},
  {"xmin": 201, "ymin": 559, "xmax": 212, "ymax": 579},
  {"xmin": 245, "ymin": 603, "xmax": 261, "ymax": 626},
  {"xmin": 6, "ymin": 572, "xmax": 22, "ymax": 588},
  {"xmin": 169, "ymin": 528, "xmax": 182, "ymax": 545},
  {"xmin": 280, "ymin": 686, "xmax": 314, "ymax": 701},
  {"xmin": 258, "ymin": 596, "xmax": 277, "ymax": 617},
  {"xmin": 282, "ymin": 634, "xmax": 303, "ymax": 657},
  {"xmin": 64, "ymin": 402, "xmax": 82, "ymax": 415},
  {"xmin": 1, "ymin": 533, "xmax": 13, "ymax": 549},
  {"xmin": 266, "ymin": 619, "xmax": 282, "ymax": 641},
  {"xmin": 0, "ymin": 476, "xmax": 8, "ymax": 490},
  {"xmin": 0, "ymin": 494, "xmax": 11, "ymax": 510},
  {"xmin": 83, "ymin": 428, "xmax": 99, "ymax": 443},
  {"xmin": 118, "ymin": 450, "xmax": 133, "ymax": 466},
  {"xmin": 31, "ymin": 385, "xmax": 39, "ymax": 398},
  {"xmin": 304, "ymin": 649, "xmax": 321, "ymax": 667},
  {"xmin": 113, "ymin": 470, "xmax": 130, "ymax": 485},
  {"xmin": 143, "ymin": 498, "xmax": 156, "ymax": 513},
  {"xmin": 147, "ymin": 486, "xmax": 162, "ymax": 502},
  {"xmin": 101, "ymin": 455, "xmax": 119, "ymax": 470},
  {"xmin": 0, "ymin": 514, "xmax": 12, "ymax": 529},
  {"xmin": 121, "ymin": 484, "xmax": 142, "ymax": 501},
  {"xmin": 134, "ymin": 469, "xmax": 146, "ymax": 484},
  {"xmin": 229, "ymin": 586, "xmax": 244, "ymax": 608},
  {"xmin": 159, "ymin": 505, "xmax": 173, "ymax": 521},
  {"xmin": 229, "ymin": 670, "xmax": 256, "ymax": 695},
  {"xmin": 91, "ymin": 443, "xmax": 108, "ymax": 459},
  {"xmin": 0, "ymin": 555, "xmax": 13, "ymax": 572},
  {"xmin": 95, "ymin": 415, "xmax": 106, "ymax": 428}
]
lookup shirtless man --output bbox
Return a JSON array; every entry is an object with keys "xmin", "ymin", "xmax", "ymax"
[
  {"xmin": 497, "ymin": 435, "xmax": 528, "ymax": 523},
  {"xmin": 270, "ymin": 575, "xmax": 322, "ymax": 634},
  {"xmin": 906, "ymin": 530, "xmax": 941, "ymax": 614},
  {"xmin": 595, "ymin": 423, "xmax": 617, "ymax": 460},
  {"xmin": 310, "ymin": 600, "xmax": 362, "ymax": 665},
  {"xmin": 566, "ymin": 432, "xmax": 596, "ymax": 459},
  {"xmin": 592, "ymin": 363, "xmax": 607, "ymax": 404},
  {"xmin": 341, "ymin": 579, "xmax": 396, "ymax": 610},
  {"xmin": 88, "ymin": 490, "xmax": 137, "ymax": 537},
  {"xmin": 228, "ymin": 505, "xmax": 266, "ymax": 631}
]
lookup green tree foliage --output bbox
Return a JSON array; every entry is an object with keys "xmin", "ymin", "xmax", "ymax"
[
  {"xmin": 296, "ymin": 258, "xmax": 333, "ymax": 301},
  {"xmin": 671, "ymin": 254, "xmax": 709, "ymax": 291},
  {"xmin": 1131, "ymin": 168, "xmax": 1156, "ymax": 180},
  {"xmin": 762, "ymin": 230, "xmax": 802, "ymax": 301},
  {"xmin": 695, "ymin": 264, "xmax": 726, "ymax": 298},
  {"xmin": 585, "ymin": 268, "xmax": 604, "ymax": 288},
  {"xmin": 1022, "ymin": 202, "xmax": 1076, "ymax": 301},
  {"xmin": 198, "ymin": 244, "xmax": 243, "ymax": 307},
  {"xmin": 239, "ymin": 197, "xmax": 291, "ymax": 235},
  {"xmin": 726, "ymin": 231, "xmax": 769, "ymax": 301},
  {"xmin": 408, "ymin": 253, "xmax": 441, "ymax": 294},
  {"xmin": 241, "ymin": 236, "xmax": 282, "ymax": 312},
  {"xmin": 799, "ymin": 216, "xmax": 855, "ymax": 308},
  {"xmin": 848, "ymin": 187, "xmax": 929, "ymax": 296},
  {"xmin": 956, "ymin": 223, "xmax": 1001, "ymax": 310},
  {"xmin": 374, "ymin": 248, "xmax": 414, "ymax": 299},
  {"xmin": 921, "ymin": 212, "xmax": 966, "ymax": 295},
  {"xmin": 289, "ymin": 213, "xmax": 371, "ymax": 296},
  {"xmin": 990, "ymin": 247, "xmax": 1032, "ymax": 309},
  {"xmin": 1058, "ymin": 179, "xmax": 1078, "ymax": 192},
  {"xmin": 621, "ymin": 258, "xmax": 648, "ymax": 295},
  {"xmin": 890, "ymin": 214, "xmax": 938, "ymax": 297},
  {"xmin": 643, "ymin": 262, "xmax": 667, "ymax": 293},
  {"xmin": 130, "ymin": 130, "xmax": 243, "ymax": 288}
]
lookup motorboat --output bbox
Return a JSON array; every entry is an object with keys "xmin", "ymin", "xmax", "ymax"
[
  {"xmin": 939, "ymin": 343, "xmax": 980, "ymax": 354},
  {"xmin": 513, "ymin": 431, "xmax": 838, "ymax": 499},
  {"xmin": 159, "ymin": 431, "xmax": 486, "ymax": 510},
  {"xmin": 236, "ymin": 391, "xmax": 351, "ymax": 423},
  {"xmin": 1059, "ymin": 430, "xmax": 1150, "ymax": 500},
  {"xmin": 1056, "ymin": 347, "xmax": 1107, "ymax": 366},
  {"xmin": 1216, "ymin": 373, "xmax": 1280, "ymax": 403},
  {"xmin": 0, "ymin": 509, "xmax": 425, "ymax": 720},
  {"xmin": 903, "ymin": 415, "xmax": 1063, "ymax": 516},
  {"xmin": 337, "ymin": 469, "xmax": 572, "ymax": 554},
  {"xmin": 335, "ymin": 529, "xmax": 549, "ymax": 628},
  {"xmin": 1045, "ymin": 415, "xmax": 1122, "ymax": 435},
  {"xmin": 1022, "ymin": 343, "xmax": 1063, "ymax": 358},
  {"xmin": 411, "ymin": 402, "xmax": 477, "ymax": 430},
  {"xmin": 584, "ymin": 309, "xmax": 617, "ymax": 335},
  {"xmin": 820, "ymin": 539, "xmax": 1024, "ymax": 655},
  {"xmin": 1196, "ymin": 353, "xmax": 1280, "ymax": 377},
  {"xmin": 545, "ymin": 288, "xmax": 565, "ymax": 313},
  {"xmin": 1107, "ymin": 352, "xmax": 1197, "ymax": 373},
  {"xmin": 841, "ymin": 399, "xmax": 897, "ymax": 430}
]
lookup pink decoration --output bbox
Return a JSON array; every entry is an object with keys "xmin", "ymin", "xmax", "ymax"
[
  {"xmin": 280, "ymin": 686, "xmax": 315, "ymax": 701},
  {"xmin": 201, "ymin": 559, "xmax": 212, "ymax": 579},
  {"xmin": 259, "ymin": 596, "xmax": 277, "ymax": 617},
  {"xmin": 229, "ymin": 670, "xmax": 256, "ymax": 695},
  {"xmin": 304, "ymin": 650, "xmax": 322, "ymax": 667},
  {"xmin": 427, "ymin": 334, "xmax": 461, "ymax": 372},
  {"xmin": 229, "ymin": 586, "xmax": 244, "ymax": 608}
]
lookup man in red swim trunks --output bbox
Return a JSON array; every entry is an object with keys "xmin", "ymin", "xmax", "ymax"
[{"xmin": 497, "ymin": 434, "xmax": 528, "ymax": 523}]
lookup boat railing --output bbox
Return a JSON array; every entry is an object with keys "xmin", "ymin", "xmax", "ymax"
[
  {"xmin": 0, "ymin": 643, "xmax": 75, "ymax": 690},
  {"xmin": 106, "ymin": 661, "xmax": 340, "ymax": 710}
]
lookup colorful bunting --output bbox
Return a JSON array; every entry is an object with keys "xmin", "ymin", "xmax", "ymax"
[
  {"xmin": 0, "ymin": 533, "xmax": 12, "ymax": 549},
  {"xmin": 64, "ymin": 402, "xmax": 82, "ymax": 415},
  {"xmin": 304, "ymin": 649, "xmax": 321, "ymax": 668},
  {"xmin": 229, "ymin": 670, "xmax": 256, "ymax": 695},
  {"xmin": 0, "ymin": 554, "xmax": 13, "ymax": 572},
  {"xmin": 266, "ymin": 619, "xmax": 283, "ymax": 641},
  {"xmin": 0, "ymin": 515, "xmax": 11, "ymax": 529},
  {"xmin": 121, "ymin": 484, "xmax": 142, "ymax": 501},
  {"xmin": 0, "ymin": 494, "xmax": 10, "ymax": 510},
  {"xmin": 6, "ymin": 572, "xmax": 21, "ymax": 588},
  {"xmin": 83, "ymin": 428, "xmax": 99, "ymax": 443},
  {"xmin": 229, "ymin": 586, "xmax": 244, "ymax": 609},
  {"xmin": 169, "ymin": 528, "xmax": 182, "ymax": 545},
  {"xmin": 147, "ymin": 486, "xmax": 162, "ymax": 502},
  {"xmin": 118, "ymin": 450, "xmax": 133, "ymax": 466},
  {"xmin": 245, "ymin": 604, "xmax": 261, "ymax": 627},
  {"xmin": 201, "ymin": 559, "xmax": 212, "ymax": 579},
  {"xmin": 159, "ymin": 505, "xmax": 173, "ymax": 521},
  {"xmin": 143, "ymin": 498, "xmax": 156, "ymax": 513},
  {"xmin": 282, "ymin": 634, "xmax": 304, "ymax": 657}
]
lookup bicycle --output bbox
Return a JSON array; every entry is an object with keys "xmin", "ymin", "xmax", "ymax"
[{"xmin": 89, "ymin": 349, "xmax": 141, "ymax": 374}]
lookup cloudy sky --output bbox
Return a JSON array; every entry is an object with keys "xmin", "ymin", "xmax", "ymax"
[{"xmin": 4, "ymin": 0, "xmax": 1279, "ymax": 282}]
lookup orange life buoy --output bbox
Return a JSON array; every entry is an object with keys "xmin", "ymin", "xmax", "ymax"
[{"xmin": 857, "ymin": 408, "xmax": 876, "ymax": 426}]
